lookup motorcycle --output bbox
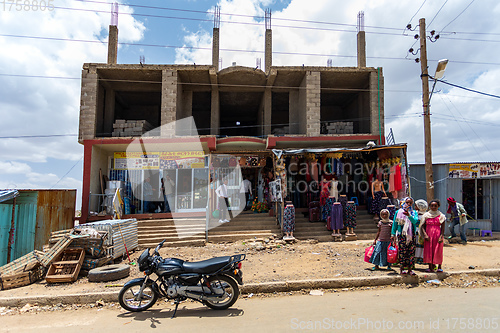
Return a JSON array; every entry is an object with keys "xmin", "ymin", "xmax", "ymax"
[{"xmin": 118, "ymin": 239, "xmax": 246, "ymax": 318}]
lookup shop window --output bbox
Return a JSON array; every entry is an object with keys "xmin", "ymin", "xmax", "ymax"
[{"xmin": 462, "ymin": 179, "xmax": 483, "ymax": 219}]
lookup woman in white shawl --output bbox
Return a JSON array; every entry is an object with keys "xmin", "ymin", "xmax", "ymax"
[
  {"xmin": 414, "ymin": 199, "xmax": 428, "ymax": 264},
  {"xmin": 419, "ymin": 199, "xmax": 446, "ymax": 273},
  {"xmin": 391, "ymin": 197, "xmax": 419, "ymax": 276}
]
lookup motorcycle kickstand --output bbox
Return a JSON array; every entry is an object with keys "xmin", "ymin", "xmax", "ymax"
[{"xmin": 171, "ymin": 299, "xmax": 180, "ymax": 319}]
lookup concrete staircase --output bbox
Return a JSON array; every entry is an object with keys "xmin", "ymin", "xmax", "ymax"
[
  {"xmin": 293, "ymin": 205, "xmax": 378, "ymax": 241},
  {"xmin": 137, "ymin": 207, "xmax": 378, "ymax": 247},
  {"xmin": 138, "ymin": 218, "xmax": 206, "ymax": 248},
  {"xmin": 208, "ymin": 211, "xmax": 281, "ymax": 243}
]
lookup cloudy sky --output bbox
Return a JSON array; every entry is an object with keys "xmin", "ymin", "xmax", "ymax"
[{"xmin": 1, "ymin": 0, "xmax": 499, "ymax": 210}]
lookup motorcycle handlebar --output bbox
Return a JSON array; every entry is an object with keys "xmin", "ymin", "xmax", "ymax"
[{"xmin": 154, "ymin": 239, "xmax": 167, "ymax": 255}]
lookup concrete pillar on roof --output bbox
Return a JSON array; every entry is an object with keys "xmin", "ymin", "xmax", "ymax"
[
  {"xmin": 212, "ymin": 28, "xmax": 220, "ymax": 71},
  {"xmin": 265, "ymin": 29, "xmax": 272, "ymax": 74},
  {"xmin": 161, "ymin": 69, "xmax": 178, "ymax": 137},
  {"xmin": 107, "ymin": 25, "xmax": 118, "ymax": 64},
  {"xmin": 357, "ymin": 31, "xmax": 366, "ymax": 68}
]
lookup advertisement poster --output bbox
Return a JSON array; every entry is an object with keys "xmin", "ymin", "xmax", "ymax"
[
  {"xmin": 114, "ymin": 152, "xmax": 205, "ymax": 170},
  {"xmin": 448, "ymin": 163, "xmax": 500, "ymax": 179}
]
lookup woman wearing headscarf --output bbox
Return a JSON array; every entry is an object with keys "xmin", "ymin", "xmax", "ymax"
[
  {"xmin": 391, "ymin": 197, "xmax": 419, "ymax": 275},
  {"xmin": 414, "ymin": 199, "xmax": 429, "ymax": 265},
  {"xmin": 420, "ymin": 199, "xmax": 446, "ymax": 272}
]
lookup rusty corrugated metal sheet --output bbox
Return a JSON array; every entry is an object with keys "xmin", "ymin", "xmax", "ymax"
[{"xmin": 34, "ymin": 190, "xmax": 76, "ymax": 251}]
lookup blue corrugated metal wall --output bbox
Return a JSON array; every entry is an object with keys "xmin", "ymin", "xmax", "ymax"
[
  {"xmin": 0, "ymin": 192, "xmax": 38, "ymax": 266},
  {"xmin": 410, "ymin": 163, "xmax": 499, "ymax": 231},
  {"xmin": 0, "ymin": 205, "xmax": 15, "ymax": 266}
]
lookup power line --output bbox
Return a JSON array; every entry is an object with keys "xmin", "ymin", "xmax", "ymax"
[
  {"xmin": 438, "ymin": 0, "xmax": 475, "ymax": 34},
  {"xmin": 50, "ymin": 155, "xmax": 84, "ymax": 189},
  {"xmin": 436, "ymin": 79, "xmax": 500, "ymax": 99},
  {"xmin": 427, "ymin": 0, "xmax": 449, "ymax": 29},
  {"xmin": 404, "ymin": 0, "xmax": 427, "ymax": 34},
  {"xmin": 2, "ymin": 33, "xmax": 500, "ymax": 66}
]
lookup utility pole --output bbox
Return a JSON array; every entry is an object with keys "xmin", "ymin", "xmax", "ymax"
[{"xmin": 419, "ymin": 17, "xmax": 434, "ymax": 201}]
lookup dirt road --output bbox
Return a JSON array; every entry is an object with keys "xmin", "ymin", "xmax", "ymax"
[{"xmin": 1, "ymin": 239, "xmax": 499, "ymax": 301}]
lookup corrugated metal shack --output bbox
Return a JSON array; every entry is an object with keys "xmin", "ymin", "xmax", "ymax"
[
  {"xmin": 409, "ymin": 163, "xmax": 500, "ymax": 232},
  {"xmin": 0, "ymin": 189, "xmax": 76, "ymax": 266}
]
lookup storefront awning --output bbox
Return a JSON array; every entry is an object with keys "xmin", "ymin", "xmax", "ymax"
[{"xmin": 273, "ymin": 143, "xmax": 407, "ymax": 156}]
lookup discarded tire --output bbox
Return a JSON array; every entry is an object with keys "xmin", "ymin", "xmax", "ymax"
[{"xmin": 88, "ymin": 264, "xmax": 130, "ymax": 282}]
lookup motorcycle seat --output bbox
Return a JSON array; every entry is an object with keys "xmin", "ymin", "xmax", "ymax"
[{"xmin": 182, "ymin": 256, "xmax": 232, "ymax": 274}]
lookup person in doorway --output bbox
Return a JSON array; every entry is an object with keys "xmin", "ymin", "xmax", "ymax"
[
  {"xmin": 420, "ymin": 199, "xmax": 446, "ymax": 273},
  {"xmin": 162, "ymin": 174, "xmax": 175, "ymax": 213},
  {"xmin": 391, "ymin": 197, "xmax": 419, "ymax": 276},
  {"xmin": 240, "ymin": 176, "xmax": 252, "ymax": 211},
  {"xmin": 216, "ymin": 178, "xmax": 233, "ymax": 223},
  {"xmin": 446, "ymin": 197, "xmax": 468, "ymax": 244},
  {"xmin": 143, "ymin": 176, "xmax": 155, "ymax": 213}
]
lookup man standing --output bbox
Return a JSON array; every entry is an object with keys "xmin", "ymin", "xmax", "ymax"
[
  {"xmin": 240, "ymin": 176, "xmax": 252, "ymax": 211},
  {"xmin": 216, "ymin": 178, "xmax": 233, "ymax": 223},
  {"xmin": 162, "ymin": 174, "xmax": 175, "ymax": 213},
  {"xmin": 143, "ymin": 176, "xmax": 154, "ymax": 213},
  {"xmin": 447, "ymin": 197, "xmax": 468, "ymax": 244}
]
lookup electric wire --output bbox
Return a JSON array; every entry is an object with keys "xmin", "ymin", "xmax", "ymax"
[
  {"xmin": 436, "ymin": 94, "xmax": 485, "ymax": 160},
  {"xmin": 440, "ymin": 94, "xmax": 497, "ymax": 160},
  {"xmin": 438, "ymin": 0, "xmax": 475, "ymax": 34},
  {"xmin": 427, "ymin": 0, "xmax": 449, "ymax": 29},
  {"xmin": 404, "ymin": 0, "xmax": 427, "ymax": 34},
  {"xmin": 436, "ymin": 79, "xmax": 500, "ymax": 99},
  {"xmin": 50, "ymin": 155, "xmax": 84, "ymax": 189}
]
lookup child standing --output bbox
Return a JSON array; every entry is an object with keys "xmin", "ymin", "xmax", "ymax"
[{"xmin": 369, "ymin": 209, "xmax": 393, "ymax": 270}]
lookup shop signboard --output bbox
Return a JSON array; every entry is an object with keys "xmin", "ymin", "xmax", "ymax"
[
  {"xmin": 448, "ymin": 163, "xmax": 500, "ymax": 179},
  {"xmin": 114, "ymin": 152, "xmax": 205, "ymax": 170}
]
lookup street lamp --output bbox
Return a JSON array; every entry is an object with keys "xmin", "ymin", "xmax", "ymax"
[{"xmin": 421, "ymin": 58, "xmax": 448, "ymax": 201}]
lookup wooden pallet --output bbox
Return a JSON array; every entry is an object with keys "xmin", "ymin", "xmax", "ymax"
[
  {"xmin": 0, "ymin": 265, "xmax": 46, "ymax": 290},
  {"xmin": 39, "ymin": 236, "xmax": 73, "ymax": 267},
  {"xmin": 0, "ymin": 250, "xmax": 44, "ymax": 276},
  {"xmin": 45, "ymin": 248, "xmax": 85, "ymax": 283}
]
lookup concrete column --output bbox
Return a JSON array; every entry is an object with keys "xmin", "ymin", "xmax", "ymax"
[
  {"xmin": 103, "ymin": 89, "xmax": 115, "ymax": 136},
  {"xmin": 78, "ymin": 68, "xmax": 99, "ymax": 143},
  {"xmin": 289, "ymin": 90, "xmax": 300, "ymax": 134},
  {"xmin": 369, "ymin": 69, "xmax": 384, "ymax": 141},
  {"xmin": 263, "ymin": 89, "xmax": 272, "ymax": 136},
  {"xmin": 303, "ymin": 71, "xmax": 321, "ymax": 136},
  {"xmin": 212, "ymin": 28, "xmax": 220, "ymax": 71},
  {"xmin": 161, "ymin": 69, "xmax": 178, "ymax": 137},
  {"xmin": 265, "ymin": 29, "xmax": 272, "ymax": 73},
  {"xmin": 357, "ymin": 31, "xmax": 366, "ymax": 68},
  {"xmin": 211, "ymin": 87, "xmax": 220, "ymax": 135},
  {"xmin": 107, "ymin": 25, "xmax": 118, "ymax": 64}
]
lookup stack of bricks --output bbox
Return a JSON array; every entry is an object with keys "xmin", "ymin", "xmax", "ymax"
[
  {"xmin": 112, "ymin": 119, "xmax": 154, "ymax": 137},
  {"xmin": 326, "ymin": 121, "xmax": 353, "ymax": 134}
]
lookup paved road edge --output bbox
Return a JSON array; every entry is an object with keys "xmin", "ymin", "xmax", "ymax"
[{"xmin": 1, "ymin": 268, "xmax": 499, "ymax": 307}]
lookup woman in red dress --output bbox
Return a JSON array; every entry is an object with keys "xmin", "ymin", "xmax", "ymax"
[{"xmin": 420, "ymin": 199, "xmax": 446, "ymax": 272}]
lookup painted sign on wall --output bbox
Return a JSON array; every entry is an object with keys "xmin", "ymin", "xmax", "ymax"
[{"xmin": 448, "ymin": 163, "xmax": 500, "ymax": 179}]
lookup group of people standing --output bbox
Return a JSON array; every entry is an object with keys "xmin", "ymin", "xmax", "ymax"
[{"xmin": 369, "ymin": 196, "xmax": 468, "ymax": 275}]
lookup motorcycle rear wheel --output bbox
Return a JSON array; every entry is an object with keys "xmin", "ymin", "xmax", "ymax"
[
  {"xmin": 119, "ymin": 280, "xmax": 158, "ymax": 312},
  {"xmin": 203, "ymin": 275, "xmax": 239, "ymax": 310}
]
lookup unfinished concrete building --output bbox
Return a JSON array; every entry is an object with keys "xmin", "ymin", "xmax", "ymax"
[{"xmin": 78, "ymin": 12, "xmax": 386, "ymax": 224}]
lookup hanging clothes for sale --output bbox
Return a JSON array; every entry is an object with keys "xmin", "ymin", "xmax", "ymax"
[
  {"xmin": 345, "ymin": 201, "xmax": 357, "ymax": 229},
  {"xmin": 330, "ymin": 203, "xmax": 344, "ymax": 230},
  {"xmin": 339, "ymin": 195, "xmax": 348, "ymax": 220},
  {"xmin": 283, "ymin": 203, "xmax": 295, "ymax": 234},
  {"xmin": 381, "ymin": 197, "xmax": 391, "ymax": 211},
  {"xmin": 325, "ymin": 197, "xmax": 335, "ymax": 229}
]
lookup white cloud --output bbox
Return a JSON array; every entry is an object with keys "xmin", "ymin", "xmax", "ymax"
[{"xmin": 0, "ymin": 1, "xmax": 145, "ymax": 207}]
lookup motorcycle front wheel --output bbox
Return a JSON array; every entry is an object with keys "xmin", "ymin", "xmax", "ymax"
[
  {"xmin": 203, "ymin": 275, "xmax": 239, "ymax": 310},
  {"xmin": 119, "ymin": 280, "xmax": 158, "ymax": 312}
]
